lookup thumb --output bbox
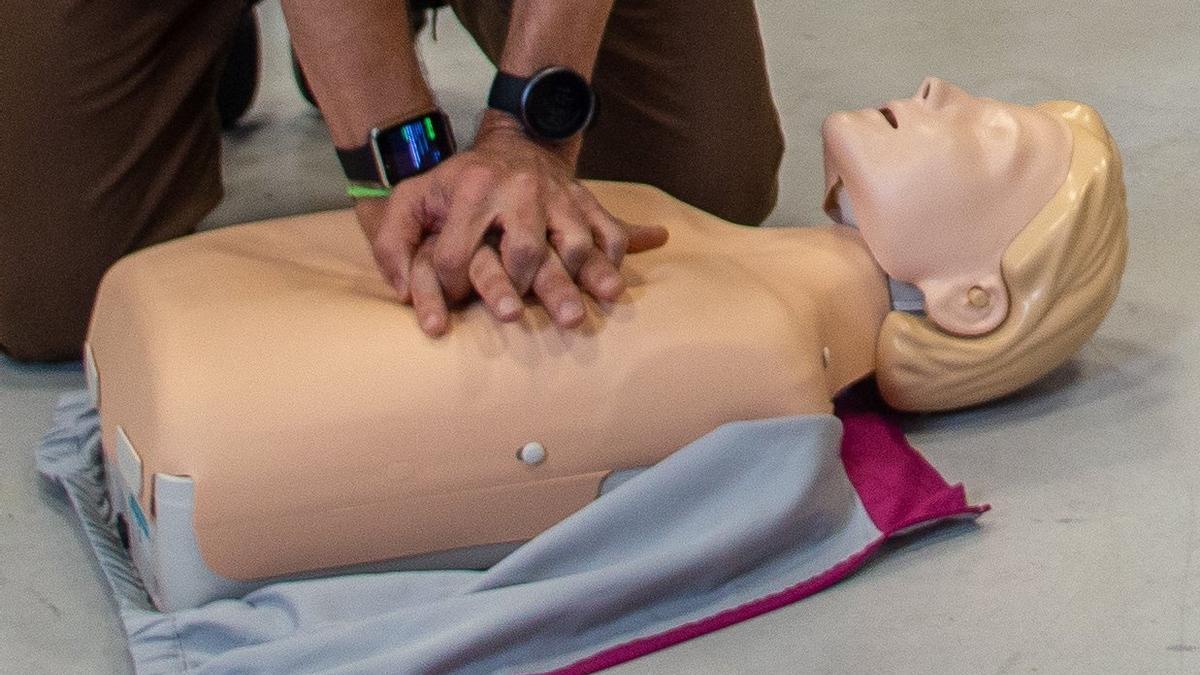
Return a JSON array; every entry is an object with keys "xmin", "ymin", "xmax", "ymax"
[{"xmin": 623, "ymin": 222, "xmax": 669, "ymax": 254}]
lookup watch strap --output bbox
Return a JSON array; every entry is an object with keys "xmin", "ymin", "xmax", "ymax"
[
  {"xmin": 336, "ymin": 144, "xmax": 383, "ymax": 186},
  {"xmin": 346, "ymin": 184, "xmax": 392, "ymax": 199},
  {"xmin": 487, "ymin": 71, "xmax": 529, "ymax": 117}
]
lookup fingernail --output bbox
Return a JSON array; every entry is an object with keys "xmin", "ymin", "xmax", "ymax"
[
  {"xmin": 559, "ymin": 300, "xmax": 584, "ymax": 324},
  {"xmin": 601, "ymin": 276, "xmax": 623, "ymax": 297},
  {"xmin": 497, "ymin": 297, "xmax": 521, "ymax": 318}
]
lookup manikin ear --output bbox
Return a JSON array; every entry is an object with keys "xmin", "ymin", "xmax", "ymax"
[{"xmin": 917, "ymin": 271, "xmax": 1009, "ymax": 336}]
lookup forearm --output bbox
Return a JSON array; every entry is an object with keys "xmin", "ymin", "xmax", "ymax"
[
  {"xmin": 500, "ymin": 0, "xmax": 615, "ymax": 78},
  {"xmin": 280, "ymin": 0, "xmax": 435, "ymax": 148}
]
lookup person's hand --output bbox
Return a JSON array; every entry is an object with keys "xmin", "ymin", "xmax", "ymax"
[
  {"xmin": 355, "ymin": 116, "xmax": 668, "ymax": 336},
  {"xmin": 400, "ymin": 214, "xmax": 669, "ymax": 335}
]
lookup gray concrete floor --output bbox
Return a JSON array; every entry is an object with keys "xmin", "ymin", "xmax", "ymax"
[{"xmin": 3, "ymin": 1, "xmax": 1199, "ymax": 672}]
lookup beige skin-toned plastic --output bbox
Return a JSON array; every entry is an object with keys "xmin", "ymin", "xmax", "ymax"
[{"xmin": 87, "ymin": 78, "xmax": 1125, "ymax": 581}]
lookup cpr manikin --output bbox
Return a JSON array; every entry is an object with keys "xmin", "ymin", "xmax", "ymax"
[{"xmin": 86, "ymin": 78, "xmax": 1127, "ymax": 610}]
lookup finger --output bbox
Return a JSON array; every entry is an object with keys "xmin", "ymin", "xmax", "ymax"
[
  {"xmin": 577, "ymin": 251, "xmax": 625, "ymax": 302},
  {"xmin": 432, "ymin": 167, "xmax": 496, "ymax": 302},
  {"xmin": 497, "ymin": 195, "xmax": 550, "ymax": 296},
  {"xmin": 571, "ymin": 183, "xmax": 629, "ymax": 266},
  {"xmin": 367, "ymin": 182, "xmax": 428, "ymax": 303},
  {"xmin": 532, "ymin": 252, "xmax": 586, "ymax": 328},
  {"xmin": 545, "ymin": 195, "xmax": 595, "ymax": 278},
  {"xmin": 410, "ymin": 246, "xmax": 450, "ymax": 337},
  {"xmin": 623, "ymin": 221, "xmax": 670, "ymax": 254},
  {"xmin": 469, "ymin": 246, "xmax": 524, "ymax": 322}
]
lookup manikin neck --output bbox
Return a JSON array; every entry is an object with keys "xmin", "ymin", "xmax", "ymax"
[
  {"xmin": 745, "ymin": 221, "xmax": 893, "ymax": 402},
  {"xmin": 830, "ymin": 184, "xmax": 926, "ymax": 314}
]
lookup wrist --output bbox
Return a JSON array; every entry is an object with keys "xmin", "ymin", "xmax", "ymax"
[
  {"xmin": 477, "ymin": 110, "xmax": 582, "ymax": 169},
  {"xmin": 338, "ymin": 110, "xmax": 457, "ymax": 190},
  {"xmin": 477, "ymin": 109, "xmax": 583, "ymax": 168}
]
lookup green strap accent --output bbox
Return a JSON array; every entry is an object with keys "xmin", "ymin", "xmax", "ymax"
[{"xmin": 346, "ymin": 184, "xmax": 393, "ymax": 199}]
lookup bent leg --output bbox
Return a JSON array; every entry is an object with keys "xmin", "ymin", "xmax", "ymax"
[
  {"xmin": 446, "ymin": 0, "xmax": 784, "ymax": 225},
  {"xmin": 0, "ymin": 0, "xmax": 243, "ymax": 360}
]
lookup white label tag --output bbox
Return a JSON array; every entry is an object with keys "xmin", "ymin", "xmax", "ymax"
[
  {"xmin": 84, "ymin": 343, "xmax": 100, "ymax": 409},
  {"xmin": 115, "ymin": 426, "xmax": 143, "ymax": 499}
]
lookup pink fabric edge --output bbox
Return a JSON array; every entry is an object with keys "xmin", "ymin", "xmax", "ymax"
[
  {"xmin": 545, "ymin": 405, "xmax": 988, "ymax": 675},
  {"xmin": 544, "ymin": 539, "xmax": 887, "ymax": 675}
]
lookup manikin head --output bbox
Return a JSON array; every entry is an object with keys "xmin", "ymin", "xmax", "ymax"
[{"xmin": 821, "ymin": 77, "xmax": 1127, "ymax": 411}]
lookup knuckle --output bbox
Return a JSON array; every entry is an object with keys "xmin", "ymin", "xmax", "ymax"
[
  {"xmin": 509, "ymin": 198, "xmax": 538, "ymax": 225},
  {"xmin": 602, "ymin": 227, "xmax": 629, "ymax": 253},
  {"xmin": 505, "ymin": 174, "xmax": 542, "ymax": 207},
  {"xmin": 567, "ymin": 180, "xmax": 589, "ymax": 198},
  {"xmin": 509, "ymin": 171, "xmax": 538, "ymax": 193},
  {"xmin": 613, "ymin": 231, "xmax": 630, "ymax": 251},
  {"xmin": 561, "ymin": 239, "xmax": 593, "ymax": 272},
  {"xmin": 550, "ymin": 187, "xmax": 578, "ymax": 213},
  {"xmin": 508, "ymin": 239, "xmax": 547, "ymax": 272},
  {"xmin": 432, "ymin": 246, "xmax": 465, "ymax": 277}
]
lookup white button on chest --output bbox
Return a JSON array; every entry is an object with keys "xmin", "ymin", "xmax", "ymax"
[{"xmin": 518, "ymin": 442, "xmax": 546, "ymax": 465}]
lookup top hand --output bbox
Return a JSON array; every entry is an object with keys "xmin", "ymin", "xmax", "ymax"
[{"xmin": 356, "ymin": 116, "xmax": 669, "ymax": 336}]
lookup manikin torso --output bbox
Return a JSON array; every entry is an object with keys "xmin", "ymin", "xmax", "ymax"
[{"xmin": 88, "ymin": 182, "xmax": 891, "ymax": 579}]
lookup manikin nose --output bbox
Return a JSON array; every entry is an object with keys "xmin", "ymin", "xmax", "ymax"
[
  {"xmin": 917, "ymin": 76, "xmax": 938, "ymax": 100},
  {"xmin": 915, "ymin": 76, "xmax": 969, "ymax": 108}
]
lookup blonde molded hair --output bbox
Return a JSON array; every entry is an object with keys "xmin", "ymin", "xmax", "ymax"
[{"xmin": 876, "ymin": 101, "xmax": 1128, "ymax": 412}]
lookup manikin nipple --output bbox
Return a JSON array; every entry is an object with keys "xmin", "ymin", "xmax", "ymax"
[{"xmin": 832, "ymin": 185, "xmax": 925, "ymax": 314}]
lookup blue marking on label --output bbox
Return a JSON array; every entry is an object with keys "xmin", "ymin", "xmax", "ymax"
[{"xmin": 128, "ymin": 495, "xmax": 150, "ymax": 540}]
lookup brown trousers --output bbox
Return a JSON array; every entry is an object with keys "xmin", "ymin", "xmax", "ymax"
[{"xmin": 0, "ymin": 0, "xmax": 783, "ymax": 361}]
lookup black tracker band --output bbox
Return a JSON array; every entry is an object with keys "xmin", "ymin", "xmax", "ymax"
[
  {"xmin": 336, "ymin": 111, "xmax": 456, "ymax": 188},
  {"xmin": 487, "ymin": 67, "xmax": 597, "ymax": 141}
]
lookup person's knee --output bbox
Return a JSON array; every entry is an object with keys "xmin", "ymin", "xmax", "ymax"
[
  {"xmin": 0, "ymin": 323, "xmax": 88, "ymax": 363},
  {"xmin": 684, "ymin": 122, "xmax": 785, "ymax": 226},
  {"xmin": 580, "ymin": 123, "xmax": 784, "ymax": 227},
  {"xmin": 0, "ymin": 270, "xmax": 97, "ymax": 362},
  {"xmin": 724, "ymin": 152, "xmax": 783, "ymax": 226}
]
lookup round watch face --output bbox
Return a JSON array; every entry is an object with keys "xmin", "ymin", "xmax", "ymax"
[{"xmin": 523, "ymin": 68, "xmax": 595, "ymax": 140}]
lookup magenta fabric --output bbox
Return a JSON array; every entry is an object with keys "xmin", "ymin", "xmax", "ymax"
[
  {"xmin": 548, "ymin": 390, "xmax": 989, "ymax": 675},
  {"xmin": 837, "ymin": 396, "xmax": 990, "ymax": 535}
]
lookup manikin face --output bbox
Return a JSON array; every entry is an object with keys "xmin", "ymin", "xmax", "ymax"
[{"xmin": 822, "ymin": 77, "xmax": 1072, "ymax": 336}]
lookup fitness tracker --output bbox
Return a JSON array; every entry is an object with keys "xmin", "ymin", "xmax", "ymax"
[
  {"xmin": 336, "ymin": 111, "xmax": 457, "ymax": 188},
  {"xmin": 487, "ymin": 67, "xmax": 597, "ymax": 142}
]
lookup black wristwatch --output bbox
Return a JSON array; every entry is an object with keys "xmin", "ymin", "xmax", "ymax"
[
  {"xmin": 487, "ymin": 67, "xmax": 597, "ymax": 142},
  {"xmin": 336, "ymin": 111, "xmax": 456, "ymax": 188}
]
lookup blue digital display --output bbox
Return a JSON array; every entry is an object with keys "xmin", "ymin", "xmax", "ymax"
[{"xmin": 377, "ymin": 114, "xmax": 452, "ymax": 184}]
